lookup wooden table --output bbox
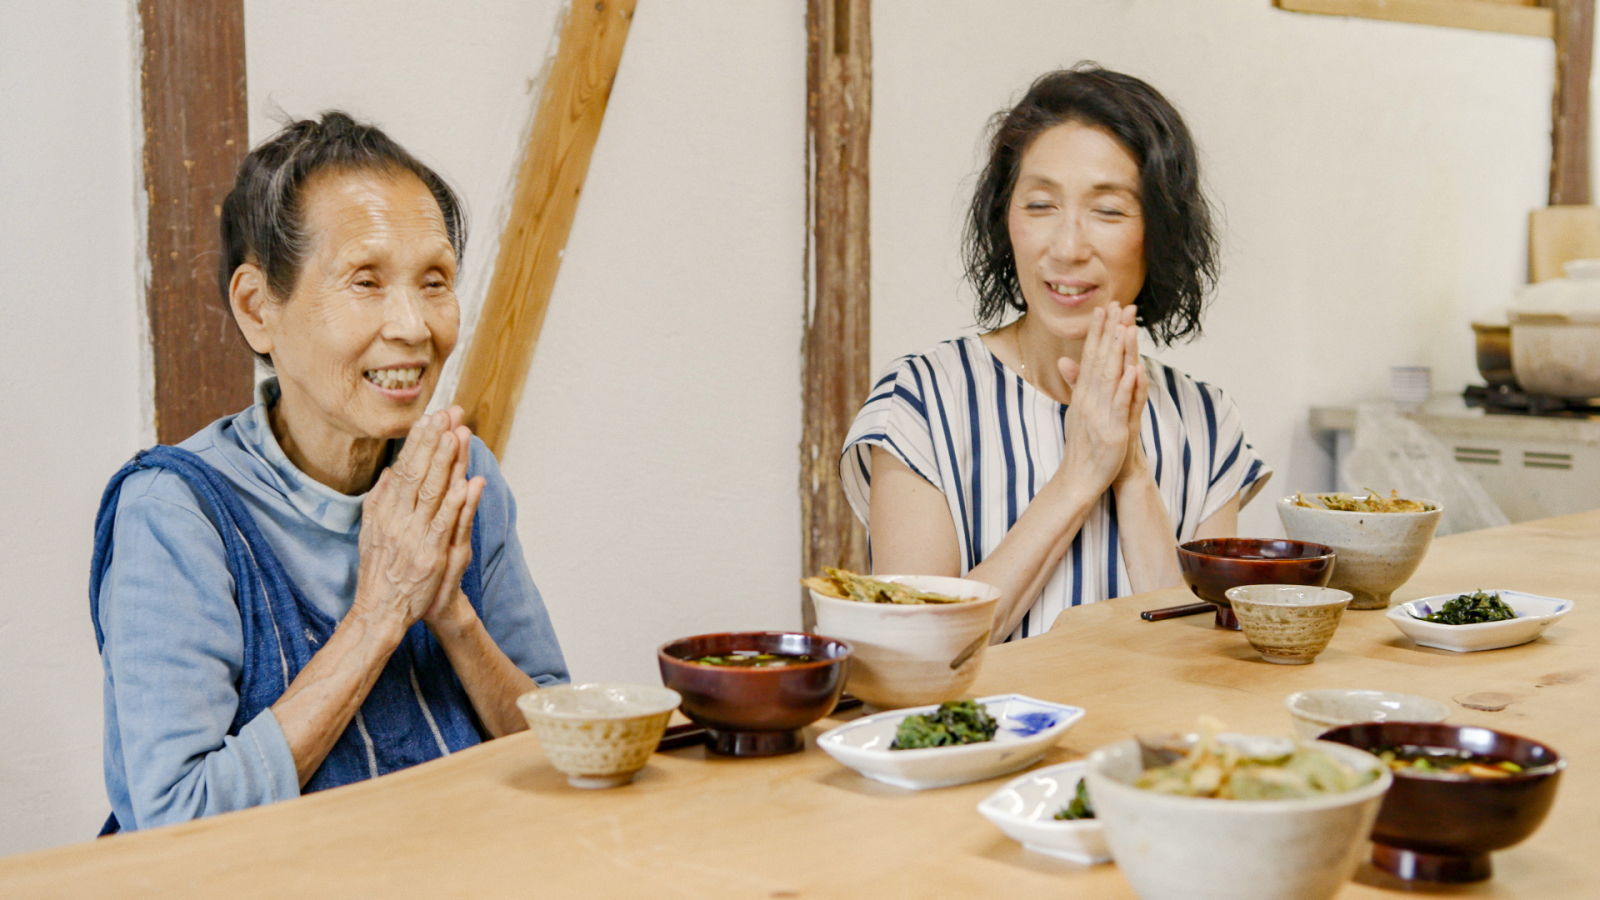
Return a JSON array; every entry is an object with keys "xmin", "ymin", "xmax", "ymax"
[{"xmin": 4, "ymin": 512, "xmax": 1598, "ymax": 899}]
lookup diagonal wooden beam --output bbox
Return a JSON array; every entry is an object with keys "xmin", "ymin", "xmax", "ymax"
[
  {"xmin": 140, "ymin": 0, "xmax": 254, "ymax": 445},
  {"xmin": 454, "ymin": 0, "xmax": 637, "ymax": 457},
  {"xmin": 801, "ymin": 0, "xmax": 871, "ymax": 629}
]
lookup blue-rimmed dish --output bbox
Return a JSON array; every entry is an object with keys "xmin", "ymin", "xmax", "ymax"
[
  {"xmin": 977, "ymin": 760, "xmax": 1110, "ymax": 864},
  {"xmin": 1386, "ymin": 590, "xmax": 1573, "ymax": 652}
]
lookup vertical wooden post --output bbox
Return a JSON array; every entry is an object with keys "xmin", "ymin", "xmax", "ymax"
[
  {"xmin": 453, "ymin": 0, "xmax": 637, "ymax": 458},
  {"xmin": 1550, "ymin": 0, "xmax": 1594, "ymax": 205},
  {"xmin": 139, "ymin": 0, "xmax": 254, "ymax": 444},
  {"xmin": 802, "ymin": 0, "xmax": 871, "ymax": 629}
]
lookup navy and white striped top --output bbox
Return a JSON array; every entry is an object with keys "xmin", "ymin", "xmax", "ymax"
[{"xmin": 841, "ymin": 335, "xmax": 1270, "ymax": 641}]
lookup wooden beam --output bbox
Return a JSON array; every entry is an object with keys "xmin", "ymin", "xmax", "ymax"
[
  {"xmin": 801, "ymin": 0, "xmax": 871, "ymax": 629},
  {"xmin": 1550, "ymin": 0, "xmax": 1595, "ymax": 204},
  {"xmin": 139, "ymin": 0, "xmax": 254, "ymax": 445},
  {"xmin": 452, "ymin": 0, "xmax": 636, "ymax": 457},
  {"xmin": 1274, "ymin": 0, "xmax": 1555, "ymax": 37}
]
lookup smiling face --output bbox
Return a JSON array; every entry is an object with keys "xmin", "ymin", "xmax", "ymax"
[
  {"xmin": 245, "ymin": 167, "xmax": 459, "ymax": 445},
  {"xmin": 1006, "ymin": 121, "xmax": 1146, "ymax": 342}
]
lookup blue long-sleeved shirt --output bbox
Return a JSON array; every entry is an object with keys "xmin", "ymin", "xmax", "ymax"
[{"xmin": 96, "ymin": 383, "xmax": 567, "ymax": 830}]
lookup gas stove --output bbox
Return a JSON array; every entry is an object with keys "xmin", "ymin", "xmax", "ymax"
[{"xmin": 1463, "ymin": 384, "xmax": 1600, "ymax": 417}]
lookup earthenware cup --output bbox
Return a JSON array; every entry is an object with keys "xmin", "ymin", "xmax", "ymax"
[
  {"xmin": 516, "ymin": 683, "xmax": 683, "ymax": 789},
  {"xmin": 1277, "ymin": 495, "xmax": 1442, "ymax": 609},
  {"xmin": 1226, "ymin": 585, "xmax": 1353, "ymax": 665}
]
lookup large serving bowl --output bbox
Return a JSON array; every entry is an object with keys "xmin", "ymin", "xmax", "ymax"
[
  {"xmin": 1277, "ymin": 495, "xmax": 1442, "ymax": 610},
  {"xmin": 809, "ymin": 575, "xmax": 1001, "ymax": 709},
  {"xmin": 1284, "ymin": 689, "xmax": 1450, "ymax": 741},
  {"xmin": 1176, "ymin": 539, "xmax": 1335, "ymax": 630},
  {"xmin": 516, "ymin": 683, "xmax": 682, "ymax": 789},
  {"xmin": 657, "ymin": 631, "xmax": 851, "ymax": 757},
  {"xmin": 1226, "ymin": 585, "xmax": 1352, "ymax": 665},
  {"xmin": 1320, "ymin": 722, "xmax": 1565, "ymax": 883},
  {"xmin": 1084, "ymin": 734, "xmax": 1391, "ymax": 900}
]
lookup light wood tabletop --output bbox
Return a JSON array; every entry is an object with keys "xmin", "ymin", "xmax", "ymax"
[{"xmin": 3, "ymin": 510, "xmax": 1596, "ymax": 899}]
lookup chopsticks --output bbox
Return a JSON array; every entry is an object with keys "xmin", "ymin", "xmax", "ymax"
[
  {"xmin": 655, "ymin": 694, "xmax": 865, "ymax": 752},
  {"xmin": 1140, "ymin": 601, "xmax": 1214, "ymax": 622}
]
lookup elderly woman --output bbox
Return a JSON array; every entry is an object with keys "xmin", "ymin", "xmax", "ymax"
[
  {"xmin": 843, "ymin": 66, "xmax": 1270, "ymax": 642},
  {"xmin": 90, "ymin": 112, "xmax": 567, "ymax": 833}
]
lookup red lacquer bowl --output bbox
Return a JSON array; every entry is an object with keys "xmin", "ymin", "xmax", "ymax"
[{"xmin": 1177, "ymin": 538, "xmax": 1335, "ymax": 629}]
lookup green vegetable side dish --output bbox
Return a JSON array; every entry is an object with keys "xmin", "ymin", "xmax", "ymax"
[
  {"xmin": 1416, "ymin": 590, "xmax": 1517, "ymax": 625},
  {"xmin": 1053, "ymin": 778, "xmax": 1095, "ymax": 820},
  {"xmin": 889, "ymin": 700, "xmax": 999, "ymax": 750}
]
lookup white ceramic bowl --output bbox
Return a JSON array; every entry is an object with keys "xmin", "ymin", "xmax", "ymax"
[
  {"xmin": 1277, "ymin": 495, "xmax": 1442, "ymax": 609},
  {"xmin": 809, "ymin": 574, "xmax": 1001, "ymax": 709},
  {"xmin": 1386, "ymin": 590, "xmax": 1574, "ymax": 652},
  {"xmin": 1284, "ymin": 689, "xmax": 1451, "ymax": 740},
  {"xmin": 816, "ymin": 694, "xmax": 1085, "ymax": 790},
  {"xmin": 516, "ymin": 683, "xmax": 682, "ymax": 788},
  {"xmin": 1085, "ymin": 735, "xmax": 1392, "ymax": 900},
  {"xmin": 977, "ymin": 760, "xmax": 1110, "ymax": 865},
  {"xmin": 1226, "ymin": 585, "xmax": 1352, "ymax": 665}
]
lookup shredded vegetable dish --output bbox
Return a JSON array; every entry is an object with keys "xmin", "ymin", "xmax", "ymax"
[
  {"xmin": 1135, "ymin": 717, "xmax": 1377, "ymax": 800},
  {"xmin": 802, "ymin": 567, "xmax": 974, "ymax": 605},
  {"xmin": 1294, "ymin": 490, "xmax": 1433, "ymax": 513}
]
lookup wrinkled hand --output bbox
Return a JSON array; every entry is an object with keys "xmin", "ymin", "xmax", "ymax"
[
  {"xmin": 1054, "ymin": 304, "xmax": 1142, "ymax": 498},
  {"xmin": 354, "ymin": 407, "xmax": 483, "ymax": 631}
]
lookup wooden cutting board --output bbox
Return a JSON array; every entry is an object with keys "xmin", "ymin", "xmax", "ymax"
[{"xmin": 1529, "ymin": 205, "xmax": 1600, "ymax": 281}]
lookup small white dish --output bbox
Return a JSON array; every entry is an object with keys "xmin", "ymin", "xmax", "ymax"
[
  {"xmin": 816, "ymin": 694, "xmax": 1085, "ymax": 790},
  {"xmin": 977, "ymin": 760, "xmax": 1110, "ymax": 864},
  {"xmin": 1386, "ymin": 590, "xmax": 1573, "ymax": 652},
  {"xmin": 1284, "ymin": 689, "xmax": 1450, "ymax": 740}
]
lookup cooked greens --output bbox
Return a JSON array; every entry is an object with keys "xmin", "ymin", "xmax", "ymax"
[
  {"xmin": 889, "ymin": 700, "xmax": 998, "ymax": 750},
  {"xmin": 1417, "ymin": 590, "xmax": 1517, "ymax": 625},
  {"xmin": 802, "ymin": 567, "xmax": 974, "ymax": 605},
  {"xmin": 1135, "ymin": 717, "xmax": 1377, "ymax": 800},
  {"xmin": 1053, "ymin": 778, "xmax": 1095, "ymax": 820}
]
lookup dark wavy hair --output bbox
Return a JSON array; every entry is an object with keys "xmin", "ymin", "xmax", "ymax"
[
  {"xmin": 218, "ymin": 111, "xmax": 467, "ymax": 364},
  {"xmin": 962, "ymin": 64, "xmax": 1217, "ymax": 346}
]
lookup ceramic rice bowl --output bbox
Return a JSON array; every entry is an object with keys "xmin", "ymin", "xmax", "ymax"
[
  {"xmin": 1284, "ymin": 689, "xmax": 1450, "ymax": 741},
  {"xmin": 1277, "ymin": 495, "xmax": 1442, "ymax": 610},
  {"xmin": 1226, "ymin": 585, "xmax": 1352, "ymax": 665},
  {"xmin": 1085, "ymin": 735, "xmax": 1391, "ymax": 900},
  {"xmin": 516, "ymin": 683, "xmax": 682, "ymax": 789},
  {"xmin": 809, "ymin": 575, "xmax": 1001, "ymax": 710}
]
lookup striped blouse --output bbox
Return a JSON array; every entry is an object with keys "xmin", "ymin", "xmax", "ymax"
[{"xmin": 841, "ymin": 335, "xmax": 1270, "ymax": 641}]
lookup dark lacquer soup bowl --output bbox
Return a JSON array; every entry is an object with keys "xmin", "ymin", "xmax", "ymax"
[
  {"xmin": 1320, "ymin": 722, "xmax": 1564, "ymax": 883},
  {"xmin": 657, "ymin": 632, "xmax": 852, "ymax": 757},
  {"xmin": 1177, "ymin": 538, "xmax": 1335, "ymax": 630}
]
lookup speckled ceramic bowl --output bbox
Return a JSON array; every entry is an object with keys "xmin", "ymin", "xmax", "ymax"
[
  {"xmin": 1226, "ymin": 585, "xmax": 1352, "ymax": 665},
  {"xmin": 516, "ymin": 683, "xmax": 682, "ymax": 788},
  {"xmin": 1277, "ymin": 495, "xmax": 1442, "ymax": 610},
  {"xmin": 1284, "ymin": 689, "xmax": 1450, "ymax": 740}
]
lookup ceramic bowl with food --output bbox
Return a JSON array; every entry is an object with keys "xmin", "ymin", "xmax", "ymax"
[
  {"xmin": 657, "ymin": 632, "xmax": 851, "ymax": 757},
  {"xmin": 1176, "ymin": 539, "xmax": 1335, "ymax": 630},
  {"xmin": 1277, "ymin": 494, "xmax": 1442, "ymax": 610},
  {"xmin": 1387, "ymin": 590, "xmax": 1573, "ymax": 652},
  {"xmin": 516, "ymin": 683, "xmax": 683, "ymax": 788},
  {"xmin": 1084, "ymin": 734, "xmax": 1391, "ymax": 900},
  {"xmin": 816, "ymin": 694, "xmax": 1085, "ymax": 790},
  {"xmin": 977, "ymin": 760, "xmax": 1110, "ymax": 865},
  {"xmin": 809, "ymin": 574, "xmax": 1001, "ymax": 709},
  {"xmin": 1284, "ymin": 689, "xmax": 1450, "ymax": 740},
  {"xmin": 1225, "ymin": 585, "xmax": 1352, "ymax": 665},
  {"xmin": 1320, "ymin": 722, "xmax": 1564, "ymax": 883}
]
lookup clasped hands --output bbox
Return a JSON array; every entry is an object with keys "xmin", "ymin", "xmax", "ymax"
[
  {"xmin": 1054, "ymin": 303, "xmax": 1151, "ymax": 496},
  {"xmin": 352, "ymin": 406, "xmax": 486, "ymax": 633}
]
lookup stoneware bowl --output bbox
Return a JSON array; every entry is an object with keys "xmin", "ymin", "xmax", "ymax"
[
  {"xmin": 1320, "ymin": 722, "xmax": 1564, "ymax": 883},
  {"xmin": 809, "ymin": 575, "xmax": 1001, "ymax": 709},
  {"xmin": 657, "ymin": 631, "xmax": 851, "ymax": 757},
  {"xmin": 1284, "ymin": 689, "xmax": 1450, "ymax": 740},
  {"xmin": 1225, "ymin": 585, "xmax": 1352, "ymax": 665},
  {"xmin": 1176, "ymin": 539, "xmax": 1336, "ymax": 630},
  {"xmin": 516, "ymin": 683, "xmax": 683, "ymax": 789},
  {"xmin": 1084, "ymin": 734, "xmax": 1391, "ymax": 900},
  {"xmin": 1277, "ymin": 494, "xmax": 1443, "ymax": 610}
]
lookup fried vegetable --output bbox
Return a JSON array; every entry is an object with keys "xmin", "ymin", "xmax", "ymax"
[
  {"xmin": 1293, "ymin": 490, "xmax": 1433, "ymax": 513},
  {"xmin": 802, "ymin": 567, "xmax": 974, "ymax": 604},
  {"xmin": 1134, "ymin": 716, "xmax": 1376, "ymax": 800},
  {"xmin": 1054, "ymin": 778, "xmax": 1095, "ymax": 820},
  {"xmin": 889, "ymin": 700, "xmax": 999, "ymax": 750},
  {"xmin": 1416, "ymin": 590, "xmax": 1517, "ymax": 625}
]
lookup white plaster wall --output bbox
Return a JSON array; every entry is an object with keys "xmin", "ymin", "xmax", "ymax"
[
  {"xmin": 872, "ymin": 1, "xmax": 1553, "ymax": 539},
  {"xmin": 0, "ymin": 0, "xmax": 146, "ymax": 853}
]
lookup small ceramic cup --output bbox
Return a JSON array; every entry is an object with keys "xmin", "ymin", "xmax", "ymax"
[
  {"xmin": 517, "ymin": 683, "xmax": 682, "ymax": 788},
  {"xmin": 1226, "ymin": 585, "xmax": 1353, "ymax": 665}
]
